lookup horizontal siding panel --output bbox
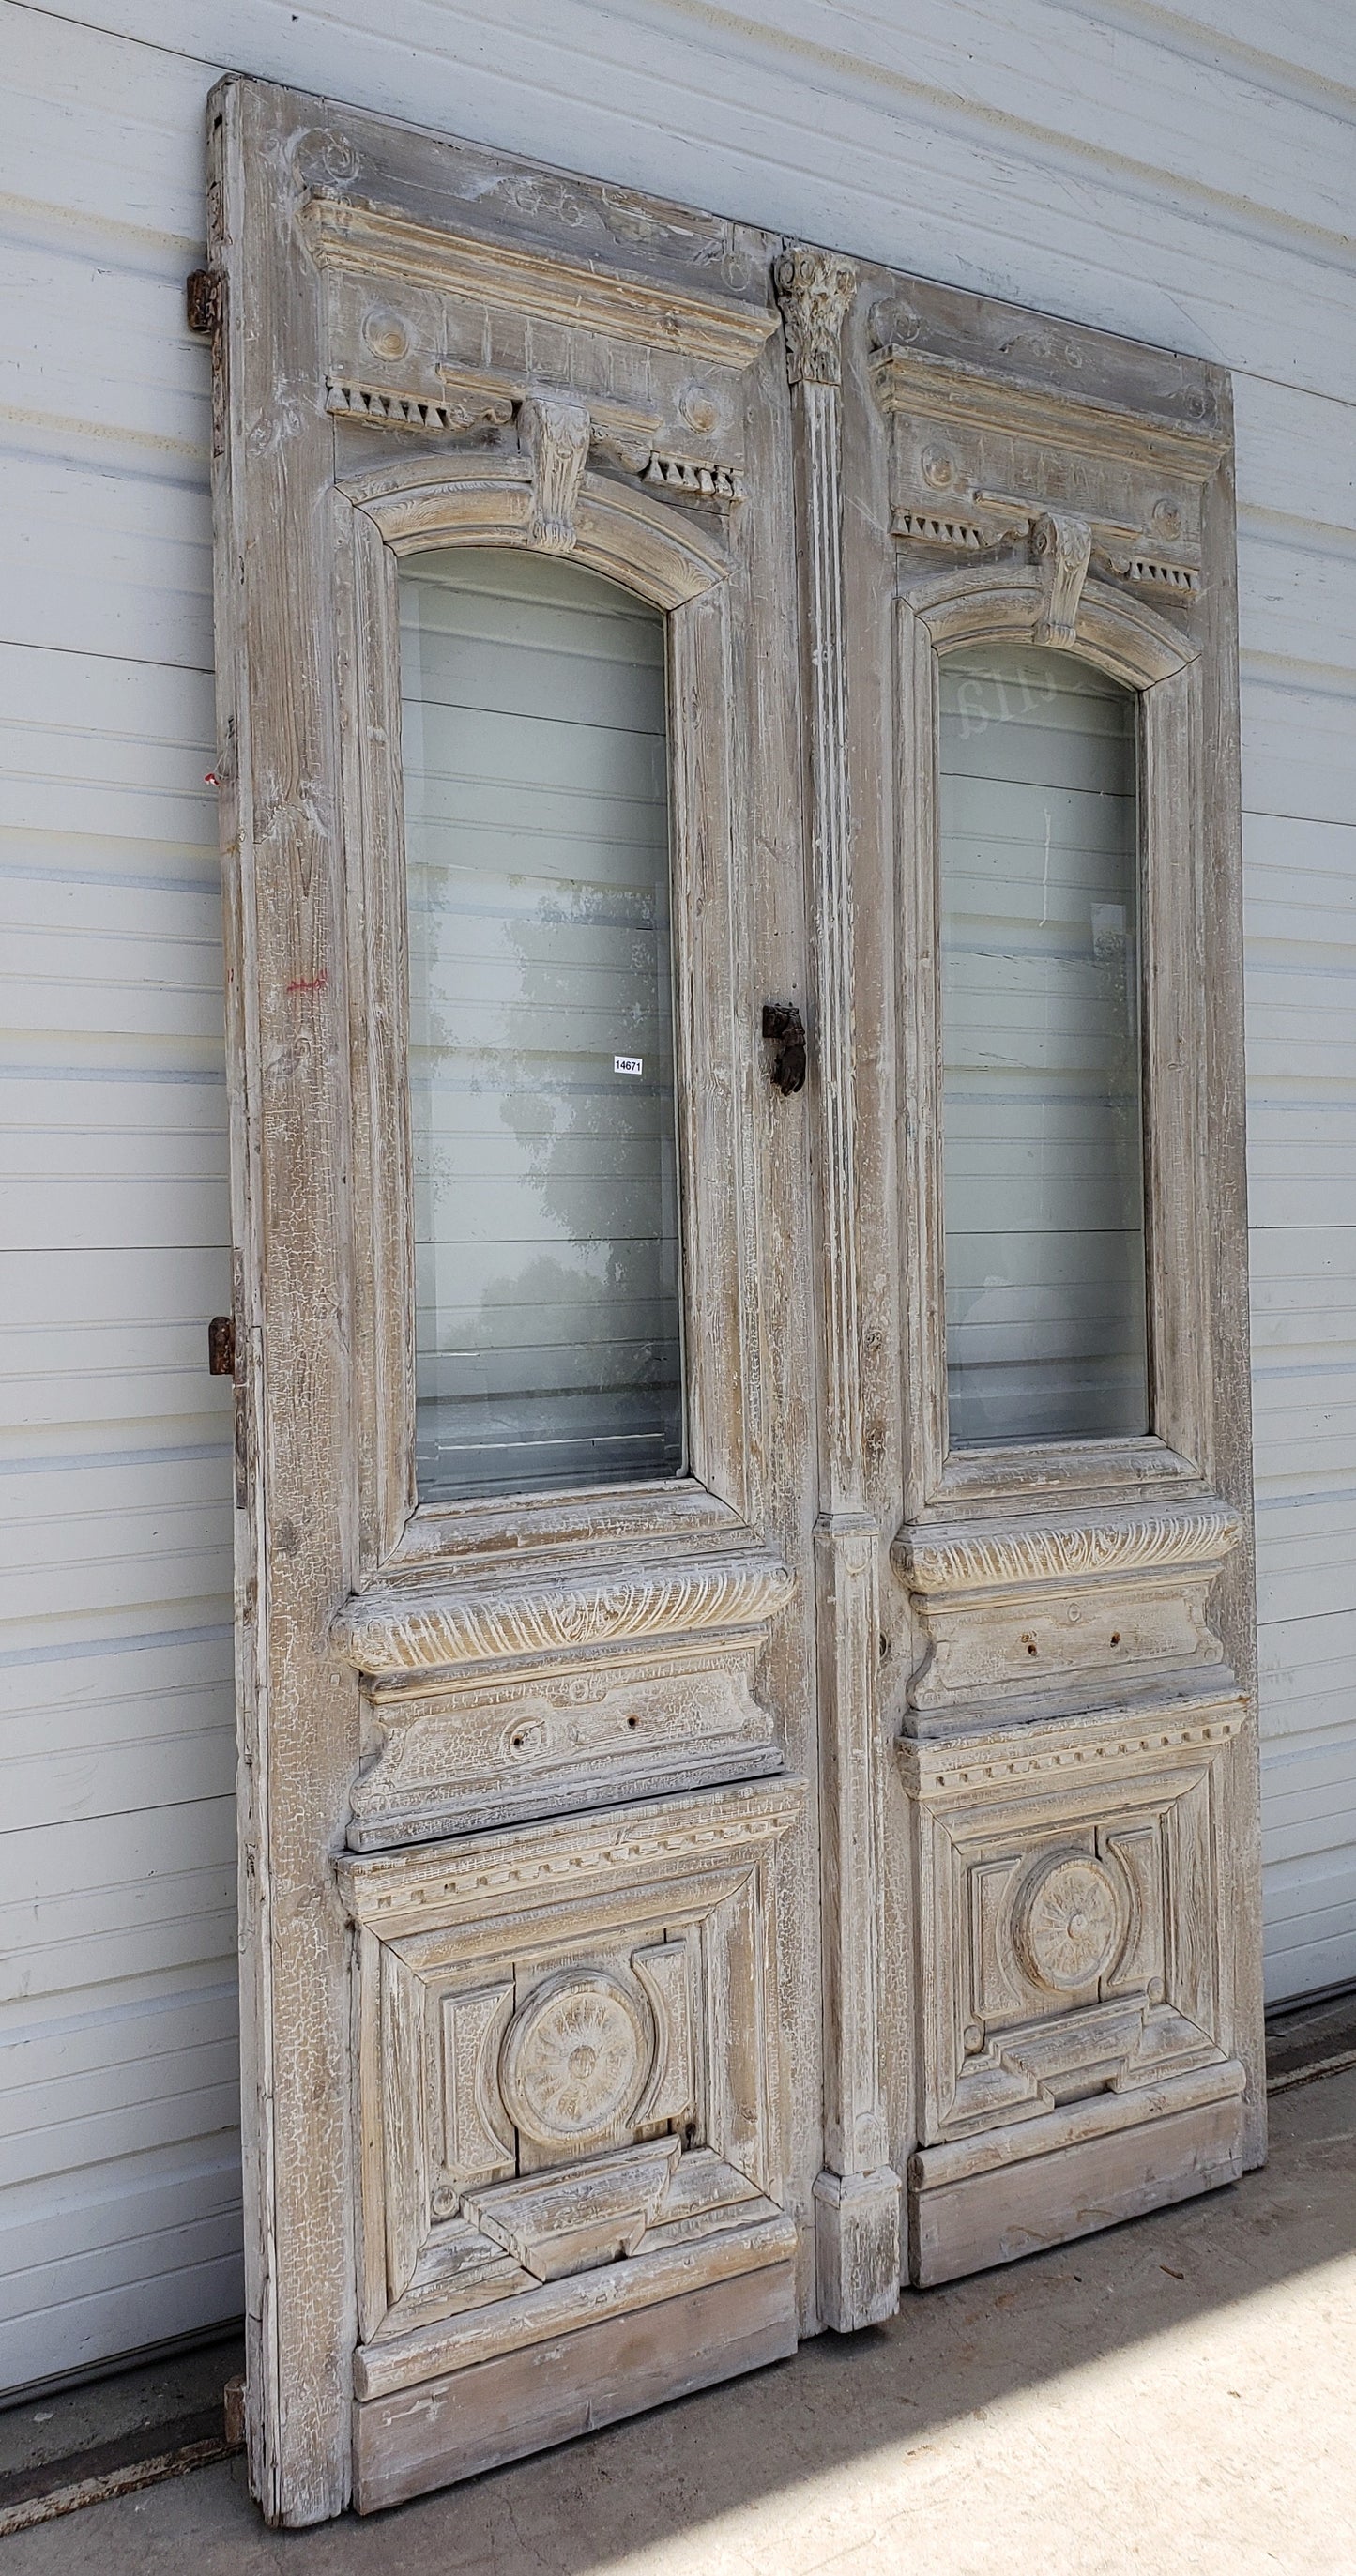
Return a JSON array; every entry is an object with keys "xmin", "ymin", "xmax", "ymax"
[
  {"xmin": 0, "ymin": 1796, "xmax": 236, "ymax": 1937},
  {"xmin": 1237, "ymin": 525, "xmax": 1356, "ymax": 680},
  {"xmin": 0, "ymin": 2248, "xmax": 244, "ymax": 2393},
  {"xmin": 0, "ymin": 450, "xmax": 211, "ymax": 669},
  {"xmin": 0, "ymin": 642, "xmax": 216, "ymax": 844},
  {"xmin": 0, "ymin": 9, "xmax": 236, "ymax": 2379},
  {"xmin": 0, "ymin": 2138, "xmax": 240, "ymax": 2304},
  {"xmin": 1240, "ymin": 675, "xmax": 1356, "ymax": 828},
  {"xmin": 0, "ymin": 1724, "xmax": 236, "ymax": 1838},
  {"xmin": 1235, "ymin": 375, "xmax": 1356, "ymax": 539},
  {"xmin": 0, "ymin": 2197, "xmax": 243, "ymax": 2344},
  {"xmin": 0, "ymin": 1488, "xmax": 231, "ymax": 1629},
  {"xmin": 0, "ymin": 237, "xmax": 208, "ymax": 463},
  {"xmin": 1253, "ymin": 1498, "xmax": 1356, "ymax": 1625}
]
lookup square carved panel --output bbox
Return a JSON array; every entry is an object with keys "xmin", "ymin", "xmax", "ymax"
[
  {"xmin": 901, "ymin": 1699, "xmax": 1246, "ymax": 2151},
  {"xmin": 339, "ymin": 1776, "xmax": 804, "ymax": 2394}
]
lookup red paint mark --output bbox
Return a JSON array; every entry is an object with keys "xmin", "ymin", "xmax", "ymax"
[{"xmin": 285, "ymin": 971, "xmax": 328, "ymax": 996}]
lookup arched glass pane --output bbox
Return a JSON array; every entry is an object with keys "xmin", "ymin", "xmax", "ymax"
[
  {"xmin": 401, "ymin": 549, "xmax": 684, "ymax": 1499},
  {"xmin": 938, "ymin": 644, "xmax": 1148, "ymax": 1447}
]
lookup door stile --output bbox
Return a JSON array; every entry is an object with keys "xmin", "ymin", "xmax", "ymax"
[
  {"xmin": 774, "ymin": 247, "xmax": 902, "ymax": 2329},
  {"xmin": 207, "ymin": 81, "xmax": 362, "ymax": 2525}
]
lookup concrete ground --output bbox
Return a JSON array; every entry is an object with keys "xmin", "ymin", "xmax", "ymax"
[{"xmin": 7, "ymin": 2066, "xmax": 1354, "ymax": 2576}]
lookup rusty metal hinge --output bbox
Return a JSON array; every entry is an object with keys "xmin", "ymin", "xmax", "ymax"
[
  {"xmin": 207, "ymin": 1314, "xmax": 236, "ymax": 1378},
  {"xmin": 186, "ymin": 267, "xmax": 225, "ymax": 338}
]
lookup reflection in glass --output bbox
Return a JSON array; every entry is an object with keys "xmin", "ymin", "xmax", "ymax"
[
  {"xmin": 939, "ymin": 645, "xmax": 1148, "ymax": 1446},
  {"xmin": 401, "ymin": 549, "xmax": 683, "ymax": 1500}
]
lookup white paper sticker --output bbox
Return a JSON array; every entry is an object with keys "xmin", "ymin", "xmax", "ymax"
[{"xmin": 614, "ymin": 1055, "xmax": 643, "ymax": 1075}]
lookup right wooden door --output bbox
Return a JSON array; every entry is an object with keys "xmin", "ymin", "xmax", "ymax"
[{"xmin": 842, "ymin": 265, "xmax": 1266, "ymax": 2286}]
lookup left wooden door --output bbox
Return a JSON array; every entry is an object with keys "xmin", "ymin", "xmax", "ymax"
[{"xmin": 206, "ymin": 75, "xmax": 837, "ymax": 2524}]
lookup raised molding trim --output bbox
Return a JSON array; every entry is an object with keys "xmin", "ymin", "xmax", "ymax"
[
  {"xmin": 332, "ymin": 1549, "xmax": 797, "ymax": 1682},
  {"xmin": 338, "ymin": 1776, "xmax": 809, "ymax": 1932},
  {"xmin": 330, "ymin": 367, "xmax": 749, "ymax": 506},
  {"xmin": 328, "ymin": 373, "xmax": 514, "ymax": 434},
  {"xmin": 896, "ymin": 1694, "xmax": 1245, "ymax": 1798},
  {"xmin": 353, "ymin": 2212, "xmax": 798, "ymax": 2402},
  {"xmin": 298, "ymin": 189, "xmax": 781, "ymax": 370},
  {"xmin": 775, "ymin": 241, "xmax": 901, "ymax": 2330},
  {"xmin": 893, "ymin": 1496, "xmax": 1241, "ymax": 1715},
  {"xmin": 345, "ymin": 456, "xmax": 732, "ymax": 610},
  {"xmin": 895, "ymin": 1498, "xmax": 1242, "ymax": 1598},
  {"xmin": 907, "ymin": 565, "xmax": 1196, "ymax": 684},
  {"xmin": 870, "ymin": 337, "xmax": 1227, "ymax": 470},
  {"xmin": 873, "ymin": 323, "xmax": 1221, "ymax": 615}
]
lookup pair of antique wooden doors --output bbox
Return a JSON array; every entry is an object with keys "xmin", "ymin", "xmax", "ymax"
[{"xmin": 206, "ymin": 76, "xmax": 1262, "ymax": 2526}]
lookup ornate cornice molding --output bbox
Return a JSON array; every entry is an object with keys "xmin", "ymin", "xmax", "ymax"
[
  {"xmin": 330, "ymin": 367, "xmax": 749, "ymax": 513},
  {"xmin": 869, "ymin": 338, "xmax": 1226, "ymax": 472},
  {"xmin": 338, "ymin": 1775, "xmax": 808, "ymax": 1928},
  {"xmin": 773, "ymin": 244, "xmax": 857, "ymax": 388},
  {"xmin": 333, "ymin": 1549, "xmax": 797, "ymax": 1683},
  {"xmin": 298, "ymin": 191, "xmax": 780, "ymax": 370},
  {"xmin": 897, "ymin": 1697, "xmax": 1244, "ymax": 1800},
  {"xmin": 894, "ymin": 1498, "xmax": 1242, "ymax": 1602}
]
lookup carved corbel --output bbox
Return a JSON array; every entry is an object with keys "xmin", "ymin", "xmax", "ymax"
[
  {"xmin": 518, "ymin": 394, "xmax": 590, "ymax": 554},
  {"xmin": 773, "ymin": 244, "xmax": 857, "ymax": 387},
  {"xmin": 1029, "ymin": 509, "xmax": 1093, "ymax": 648}
]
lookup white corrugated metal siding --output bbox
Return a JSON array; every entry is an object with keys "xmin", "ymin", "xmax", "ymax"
[{"xmin": 2, "ymin": 0, "xmax": 1352, "ymax": 2390}]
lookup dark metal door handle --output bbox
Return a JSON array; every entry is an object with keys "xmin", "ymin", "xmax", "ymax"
[{"xmin": 762, "ymin": 1003, "xmax": 806, "ymax": 1095}]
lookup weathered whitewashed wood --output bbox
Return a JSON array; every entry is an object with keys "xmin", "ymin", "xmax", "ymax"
[
  {"xmin": 910, "ymin": 2093, "xmax": 1246, "ymax": 2288},
  {"xmin": 352, "ymin": 2262, "xmax": 799, "ymax": 2513},
  {"xmin": 775, "ymin": 245, "xmax": 901, "ymax": 2333},
  {"xmin": 860, "ymin": 275, "xmax": 1263, "ymax": 2276},
  {"xmin": 208, "ymin": 78, "xmax": 361, "ymax": 2526},
  {"xmin": 207, "ymin": 76, "xmax": 821, "ymax": 2523},
  {"xmin": 337, "ymin": 1779, "xmax": 804, "ymax": 2433}
]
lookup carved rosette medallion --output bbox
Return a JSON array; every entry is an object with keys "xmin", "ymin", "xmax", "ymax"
[
  {"xmin": 773, "ymin": 245, "xmax": 858, "ymax": 387},
  {"xmin": 499, "ymin": 1971, "xmax": 652, "ymax": 2148},
  {"xmin": 1013, "ymin": 1850, "xmax": 1128, "ymax": 1993}
]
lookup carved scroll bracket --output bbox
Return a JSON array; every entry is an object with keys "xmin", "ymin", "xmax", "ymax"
[
  {"xmin": 775, "ymin": 242, "xmax": 901, "ymax": 2331},
  {"xmin": 518, "ymin": 393, "xmax": 590, "ymax": 552},
  {"xmin": 1029, "ymin": 509, "xmax": 1092, "ymax": 647}
]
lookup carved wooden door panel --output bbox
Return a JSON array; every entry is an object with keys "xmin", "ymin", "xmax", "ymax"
[
  {"xmin": 206, "ymin": 79, "xmax": 899, "ymax": 2527},
  {"xmin": 206, "ymin": 71, "xmax": 1263, "ymax": 2532},
  {"xmin": 835, "ymin": 269, "xmax": 1265, "ymax": 2290}
]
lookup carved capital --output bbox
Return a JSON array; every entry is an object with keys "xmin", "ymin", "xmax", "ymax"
[
  {"xmin": 1030, "ymin": 508, "xmax": 1093, "ymax": 647},
  {"xmin": 774, "ymin": 245, "xmax": 858, "ymax": 388},
  {"xmin": 518, "ymin": 393, "xmax": 590, "ymax": 552}
]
